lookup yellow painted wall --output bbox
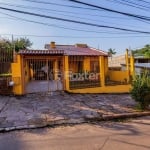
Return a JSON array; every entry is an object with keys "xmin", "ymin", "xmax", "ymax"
[
  {"xmin": 104, "ymin": 56, "xmax": 108, "ymax": 75},
  {"xmin": 11, "ymin": 55, "xmax": 24, "ymax": 95},
  {"xmin": 83, "ymin": 57, "xmax": 90, "ymax": 72},
  {"xmin": 107, "ymin": 70, "xmax": 129, "ymax": 83},
  {"xmin": 66, "ymin": 84, "xmax": 131, "ymax": 93}
]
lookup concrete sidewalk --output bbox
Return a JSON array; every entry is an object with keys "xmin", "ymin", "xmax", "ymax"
[{"xmin": 0, "ymin": 92, "xmax": 150, "ymax": 132}]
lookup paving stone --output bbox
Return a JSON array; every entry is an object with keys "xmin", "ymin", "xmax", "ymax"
[
  {"xmin": 0, "ymin": 117, "xmax": 6, "ymax": 124},
  {"xmin": 0, "ymin": 92, "xmax": 140, "ymax": 130},
  {"xmin": 28, "ymin": 118, "xmax": 46, "ymax": 126}
]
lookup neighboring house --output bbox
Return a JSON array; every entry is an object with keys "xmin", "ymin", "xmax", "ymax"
[
  {"xmin": 134, "ymin": 56, "xmax": 150, "ymax": 63},
  {"xmin": 134, "ymin": 57, "xmax": 150, "ymax": 75},
  {"xmin": 108, "ymin": 55, "xmax": 126, "ymax": 70},
  {"xmin": 121, "ymin": 56, "xmax": 150, "ymax": 75},
  {"xmin": 11, "ymin": 42, "xmax": 134, "ymax": 95}
]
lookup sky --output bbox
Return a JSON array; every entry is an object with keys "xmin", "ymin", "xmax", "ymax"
[{"xmin": 1, "ymin": 0, "xmax": 150, "ymax": 54}]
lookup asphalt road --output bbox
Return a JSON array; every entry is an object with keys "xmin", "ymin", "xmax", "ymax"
[{"xmin": 0, "ymin": 116, "xmax": 149, "ymax": 150}]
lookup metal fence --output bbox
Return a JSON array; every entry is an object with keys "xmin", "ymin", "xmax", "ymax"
[
  {"xmin": 68, "ymin": 56, "xmax": 101, "ymax": 89},
  {"xmin": 0, "ymin": 48, "xmax": 13, "ymax": 74},
  {"xmin": 0, "ymin": 48, "xmax": 13, "ymax": 94}
]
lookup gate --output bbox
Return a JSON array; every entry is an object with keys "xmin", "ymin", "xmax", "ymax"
[{"xmin": 24, "ymin": 57, "xmax": 63, "ymax": 93}]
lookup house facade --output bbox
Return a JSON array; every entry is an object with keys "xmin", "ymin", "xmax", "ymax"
[
  {"xmin": 11, "ymin": 42, "xmax": 134, "ymax": 95},
  {"xmin": 121, "ymin": 56, "xmax": 150, "ymax": 75}
]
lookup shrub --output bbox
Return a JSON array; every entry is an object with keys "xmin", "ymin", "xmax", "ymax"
[{"xmin": 130, "ymin": 71, "xmax": 150, "ymax": 110}]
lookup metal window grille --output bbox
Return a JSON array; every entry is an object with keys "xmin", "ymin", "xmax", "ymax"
[{"xmin": 69, "ymin": 56, "xmax": 100, "ymax": 89}]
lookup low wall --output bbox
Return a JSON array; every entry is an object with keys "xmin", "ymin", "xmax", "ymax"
[
  {"xmin": 107, "ymin": 70, "xmax": 129, "ymax": 83},
  {"xmin": 67, "ymin": 84, "xmax": 131, "ymax": 93}
]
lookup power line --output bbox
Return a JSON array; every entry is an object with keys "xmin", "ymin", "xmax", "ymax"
[
  {"xmin": 67, "ymin": 0, "xmax": 150, "ymax": 20},
  {"xmin": 106, "ymin": 0, "xmax": 150, "ymax": 11},
  {"xmin": 1, "ymin": 11, "xmax": 138, "ymax": 35},
  {"xmin": 0, "ymin": 2, "xmax": 140, "ymax": 28},
  {"xmin": 1, "ymin": 6, "xmax": 150, "ymax": 34},
  {"xmin": 107, "ymin": 0, "xmax": 150, "ymax": 10},
  {"xmin": 138, "ymin": 0, "xmax": 150, "ymax": 5},
  {"xmin": 0, "ymin": 2, "xmax": 132, "ymax": 20},
  {"xmin": 19, "ymin": 0, "xmax": 150, "ymax": 23},
  {"xmin": 2, "ymin": 33, "xmax": 150, "ymax": 39},
  {"xmin": 2, "ymin": 1, "xmax": 150, "ymax": 29},
  {"xmin": 22, "ymin": 0, "xmax": 99, "ymax": 10}
]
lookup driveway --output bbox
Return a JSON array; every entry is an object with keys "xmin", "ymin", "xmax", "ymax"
[{"xmin": 0, "ymin": 92, "xmax": 141, "ymax": 130}]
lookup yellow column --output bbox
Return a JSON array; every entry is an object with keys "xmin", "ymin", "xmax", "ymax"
[
  {"xmin": 64, "ymin": 56, "xmax": 69, "ymax": 90},
  {"xmin": 125, "ymin": 49, "xmax": 129, "ymax": 71},
  {"xmin": 83, "ymin": 56, "xmax": 90, "ymax": 72},
  {"xmin": 54, "ymin": 60, "xmax": 58, "ymax": 80},
  {"xmin": 130, "ymin": 54, "xmax": 135, "ymax": 76},
  {"xmin": 11, "ymin": 55, "xmax": 24, "ymax": 95},
  {"xmin": 99, "ymin": 56, "xmax": 105, "ymax": 87},
  {"xmin": 104, "ymin": 56, "xmax": 108, "ymax": 75}
]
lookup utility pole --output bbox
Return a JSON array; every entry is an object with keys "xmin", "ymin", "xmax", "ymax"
[{"xmin": 12, "ymin": 35, "xmax": 16, "ymax": 62}]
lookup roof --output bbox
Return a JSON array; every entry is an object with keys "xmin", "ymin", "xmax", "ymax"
[
  {"xmin": 19, "ymin": 49, "xmax": 64, "ymax": 55},
  {"xmin": 134, "ymin": 63, "xmax": 150, "ymax": 69},
  {"xmin": 121, "ymin": 63, "xmax": 150, "ymax": 69},
  {"xmin": 19, "ymin": 44, "xmax": 108, "ymax": 56}
]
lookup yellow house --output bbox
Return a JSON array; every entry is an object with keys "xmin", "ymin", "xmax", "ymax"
[{"xmin": 11, "ymin": 42, "xmax": 134, "ymax": 95}]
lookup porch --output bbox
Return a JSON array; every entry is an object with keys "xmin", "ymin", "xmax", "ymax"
[{"xmin": 25, "ymin": 80, "xmax": 63, "ymax": 93}]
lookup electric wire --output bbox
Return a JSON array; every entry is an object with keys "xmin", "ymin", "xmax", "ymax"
[
  {"xmin": 67, "ymin": 0, "xmax": 150, "ymax": 20},
  {"xmin": 1, "ymin": 6, "xmax": 150, "ymax": 34},
  {"xmin": 1, "ymin": 11, "xmax": 137, "ymax": 35},
  {"xmin": 22, "ymin": 0, "xmax": 99, "ymax": 10}
]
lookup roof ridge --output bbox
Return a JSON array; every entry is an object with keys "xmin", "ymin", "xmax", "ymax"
[{"xmin": 90, "ymin": 47, "xmax": 108, "ymax": 55}]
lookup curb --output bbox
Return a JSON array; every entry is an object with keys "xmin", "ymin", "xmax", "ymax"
[
  {"xmin": 0, "ymin": 112, "xmax": 150, "ymax": 133},
  {"xmin": 87, "ymin": 111, "xmax": 150, "ymax": 121}
]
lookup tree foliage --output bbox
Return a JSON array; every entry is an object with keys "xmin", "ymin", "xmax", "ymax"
[
  {"xmin": 0, "ymin": 37, "xmax": 32, "ymax": 52},
  {"xmin": 108, "ymin": 48, "xmax": 116, "ymax": 57},
  {"xmin": 130, "ymin": 71, "xmax": 150, "ymax": 110},
  {"xmin": 14, "ymin": 38, "xmax": 32, "ymax": 52},
  {"xmin": 132, "ymin": 44, "xmax": 150, "ymax": 58}
]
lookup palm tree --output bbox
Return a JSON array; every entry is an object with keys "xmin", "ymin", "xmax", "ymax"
[{"xmin": 108, "ymin": 48, "xmax": 116, "ymax": 57}]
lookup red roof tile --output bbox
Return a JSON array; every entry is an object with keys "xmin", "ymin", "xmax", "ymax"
[
  {"xmin": 19, "ymin": 49, "xmax": 64, "ymax": 55},
  {"xmin": 19, "ymin": 45, "xmax": 108, "ymax": 56}
]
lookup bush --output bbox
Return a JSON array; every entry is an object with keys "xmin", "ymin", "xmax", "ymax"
[{"xmin": 130, "ymin": 71, "xmax": 150, "ymax": 110}]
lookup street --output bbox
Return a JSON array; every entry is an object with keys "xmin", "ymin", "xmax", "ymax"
[{"xmin": 0, "ymin": 116, "xmax": 149, "ymax": 150}]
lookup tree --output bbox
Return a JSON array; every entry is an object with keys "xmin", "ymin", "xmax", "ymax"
[
  {"xmin": 130, "ymin": 71, "xmax": 150, "ymax": 110},
  {"xmin": 14, "ymin": 38, "xmax": 32, "ymax": 52},
  {"xmin": 132, "ymin": 44, "xmax": 150, "ymax": 57},
  {"xmin": 0, "ymin": 39, "xmax": 13, "ymax": 62},
  {"xmin": 144, "ymin": 51, "xmax": 150, "ymax": 58},
  {"xmin": 108, "ymin": 48, "xmax": 116, "ymax": 57},
  {"xmin": 0, "ymin": 37, "xmax": 32, "ymax": 52}
]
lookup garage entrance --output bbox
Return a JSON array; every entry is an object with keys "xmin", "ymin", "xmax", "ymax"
[{"xmin": 24, "ymin": 57, "xmax": 64, "ymax": 93}]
